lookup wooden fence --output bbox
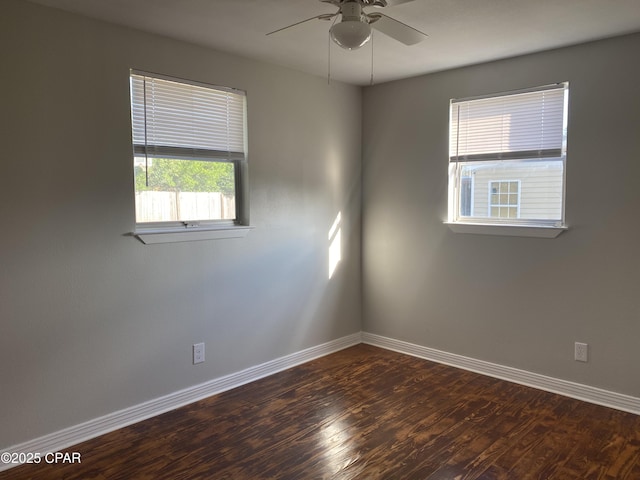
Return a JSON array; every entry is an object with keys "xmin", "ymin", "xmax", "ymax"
[{"xmin": 135, "ymin": 191, "xmax": 235, "ymax": 222}]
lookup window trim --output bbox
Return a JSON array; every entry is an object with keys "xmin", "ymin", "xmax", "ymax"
[
  {"xmin": 446, "ymin": 82, "xmax": 569, "ymax": 237},
  {"xmin": 445, "ymin": 222, "xmax": 567, "ymax": 239},
  {"xmin": 135, "ymin": 225, "xmax": 253, "ymax": 245},
  {"xmin": 129, "ymin": 70, "xmax": 250, "ymax": 243}
]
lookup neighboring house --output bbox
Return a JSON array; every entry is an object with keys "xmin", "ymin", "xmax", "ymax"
[{"xmin": 460, "ymin": 160, "xmax": 563, "ymax": 220}]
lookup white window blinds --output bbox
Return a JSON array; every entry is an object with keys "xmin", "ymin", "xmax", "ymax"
[
  {"xmin": 130, "ymin": 72, "xmax": 246, "ymax": 162},
  {"xmin": 450, "ymin": 84, "xmax": 567, "ymax": 162}
]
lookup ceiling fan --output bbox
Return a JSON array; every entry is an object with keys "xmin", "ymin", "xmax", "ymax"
[{"xmin": 267, "ymin": 0, "xmax": 427, "ymax": 51}]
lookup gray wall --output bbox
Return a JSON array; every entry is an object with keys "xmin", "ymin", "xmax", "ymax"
[
  {"xmin": 0, "ymin": 0, "xmax": 362, "ymax": 448},
  {"xmin": 362, "ymin": 33, "xmax": 640, "ymax": 397}
]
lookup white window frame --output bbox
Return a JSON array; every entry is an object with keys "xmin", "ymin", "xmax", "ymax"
[
  {"xmin": 129, "ymin": 70, "xmax": 251, "ymax": 244},
  {"xmin": 446, "ymin": 83, "xmax": 569, "ymax": 238}
]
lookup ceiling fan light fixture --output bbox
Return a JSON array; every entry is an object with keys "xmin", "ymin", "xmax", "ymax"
[{"xmin": 330, "ymin": 20, "xmax": 372, "ymax": 50}]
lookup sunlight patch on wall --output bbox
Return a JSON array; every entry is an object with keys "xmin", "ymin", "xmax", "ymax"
[{"xmin": 328, "ymin": 211, "xmax": 342, "ymax": 279}]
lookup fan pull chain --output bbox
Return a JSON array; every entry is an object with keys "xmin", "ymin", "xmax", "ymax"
[
  {"xmin": 327, "ymin": 14, "xmax": 339, "ymax": 85},
  {"xmin": 370, "ymin": 29, "xmax": 375, "ymax": 86},
  {"xmin": 328, "ymin": 27, "xmax": 331, "ymax": 85}
]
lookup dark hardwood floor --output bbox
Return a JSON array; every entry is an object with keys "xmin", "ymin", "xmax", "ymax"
[{"xmin": 4, "ymin": 344, "xmax": 640, "ymax": 479}]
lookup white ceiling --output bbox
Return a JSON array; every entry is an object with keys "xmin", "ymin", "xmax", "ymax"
[{"xmin": 25, "ymin": 0, "xmax": 640, "ymax": 85}]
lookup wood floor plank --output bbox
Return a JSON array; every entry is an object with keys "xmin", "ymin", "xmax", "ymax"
[{"xmin": 3, "ymin": 344, "xmax": 640, "ymax": 480}]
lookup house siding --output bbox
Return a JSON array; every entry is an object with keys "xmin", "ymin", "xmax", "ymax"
[{"xmin": 464, "ymin": 160, "xmax": 563, "ymax": 220}]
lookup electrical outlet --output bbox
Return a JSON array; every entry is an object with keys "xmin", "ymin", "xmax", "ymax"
[
  {"xmin": 193, "ymin": 343, "xmax": 205, "ymax": 364},
  {"xmin": 574, "ymin": 342, "xmax": 588, "ymax": 362}
]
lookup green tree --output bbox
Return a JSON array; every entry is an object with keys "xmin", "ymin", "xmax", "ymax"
[{"xmin": 135, "ymin": 158, "xmax": 235, "ymax": 195}]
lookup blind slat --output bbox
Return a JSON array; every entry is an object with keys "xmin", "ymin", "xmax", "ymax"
[
  {"xmin": 130, "ymin": 73, "xmax": 246, "ymax": 160},
  {"xmin": 450, "ymin": 84, "xmax": 567, "ymax": 162}
]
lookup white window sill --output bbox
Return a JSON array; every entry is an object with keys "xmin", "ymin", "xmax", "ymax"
[
  {"xmin": 445, "ymin": 222, "xmax": 567, "ymax": 238},
  {"xmin": 135, "ymin": 225, "xmax": 253, "ymax": 244}
]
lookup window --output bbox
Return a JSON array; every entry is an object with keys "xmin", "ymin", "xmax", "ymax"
[
  {"xmin": 448, "ymin": 83, "xmax": 568, "ymax": 236},
  {"xmin": 489, "ymin": 180, "xmax": 520, "ymax": 219},
  {"xmin": 130, "ymin": 71, "xmax": 248, "ymax": 235}
]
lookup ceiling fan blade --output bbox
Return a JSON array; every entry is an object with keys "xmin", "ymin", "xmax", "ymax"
[
  {"xmin": 368, "ymin": 0, "xmax": 417, "ymax": 7},
  {"xmin": 369, "ymin": 13, "xmax": 427, "ymax": 45},
  {"xmin": 266, "ymin": 13, "xmax": 337, "ymax": 36},
  {"xmin": 383, "ymin": 0, "xmax": 418, "ymax": 6}
]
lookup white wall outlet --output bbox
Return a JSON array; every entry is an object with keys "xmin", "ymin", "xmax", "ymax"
[
  {"xmin": 574, "ymin": 342, "xmax": 588, "ymax": 362},
  {"xmin": 193, "ymin": 343, "xmax": 205, "ymax": 364}
]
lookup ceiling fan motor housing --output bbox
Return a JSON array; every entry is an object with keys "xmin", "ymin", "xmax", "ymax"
[{"xmin": 341, "ymin": 1, "xmax": 364, "ymax": 21}]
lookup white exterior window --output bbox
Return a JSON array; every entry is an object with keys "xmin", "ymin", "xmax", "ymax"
[
  {"xmin": 448, "ymin": 83, "xmax": 568, "ymax": 236},
  {"xmin": 130, "ymin": 71, "xmax": 248, "ymax": 232},
  {"xmin": 489, "ymin": 180, "xmax": 520, "ymax": 219}
]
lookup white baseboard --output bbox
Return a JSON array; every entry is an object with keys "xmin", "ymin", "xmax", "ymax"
[
  {"xmin": 0, "ymin": 332, "xmax": 362, "ymax": 472},
  {"xmin": 5, "ymin": 331, "xmax": 637, "ymax": 473},
  {"xmin": 362, "ymin": 332, "xmax": 640, "ymax": 416}
]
